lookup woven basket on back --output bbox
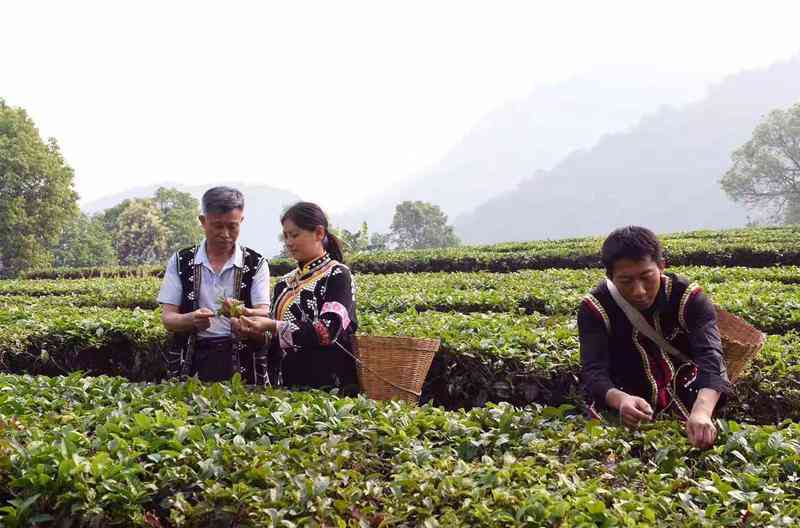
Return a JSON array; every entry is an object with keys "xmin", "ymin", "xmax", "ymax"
[
  {"xmin": 352, "ymin": 335, "xmax": 440, "ymax": 404},
  {"xmin": 715, "ymin": 306, "xmax": 765, "ymax": 383}
]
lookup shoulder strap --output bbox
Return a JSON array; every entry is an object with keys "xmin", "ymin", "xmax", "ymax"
[{"xmin": 605, "ymin": 278, "xmax": 692, "ymax": 364}]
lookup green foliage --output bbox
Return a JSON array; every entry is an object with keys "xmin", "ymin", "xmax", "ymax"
[
  {"xmin": 2, "ymin": 227, "xmax": 800, "ymax": 524},
  {"xmin": 354, "ymin": 226, "xmax": 800, "ymax": 274},
  {"xmin": 95, "ymin": 187, "xmax": 202, "ymax": 267},
  {"xmin": 0, "ymin": 374, "xmax": 799, "ymax": 526},
  {"xmin": 19, "ymin": 264, "xmax": 164, "ymax": 280},
  {"xmin": 51, "ymin": 213, "xmax": 117, "ymax": 269},
  {"xmin": 369, "ymin": 231, "xmax": 390, "ymax": 251},
  {"xmin": 2, "ymin": 263, "xmax": 800, "ymax": 421},
  {"xmin": 339, "ymin": 221, "xmax": 370, "ymax": 253},
  {"xmin": 721, "ymin": 101, "xmax": 800, "ymax": 224},
  {"xmin": 113, "ymin": 200, "xmax": 169, "ymax": 265},
  {"xmin": 152, "ymin": 187, "xmax": 203, "ymax": 253},
  {"xmin": 19, "ymin": 226, "xmax": 800, "ymax": 278},
  {"xmin": 390, "ymin": 200, "xmax": 461, "ymax": 250},
  {"xmin": 0, "ymin": 99, "xmax": 79, "ymax": 276}
]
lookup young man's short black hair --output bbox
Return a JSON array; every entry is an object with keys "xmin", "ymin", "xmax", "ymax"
[{"xmin": 601, "ymin": 226, "xmax": 664, "ymax": 277}]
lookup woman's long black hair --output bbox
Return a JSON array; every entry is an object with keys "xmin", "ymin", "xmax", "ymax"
[{"xmin": 281, "ymin": 201, "xmax": 345, "ymax": 263}]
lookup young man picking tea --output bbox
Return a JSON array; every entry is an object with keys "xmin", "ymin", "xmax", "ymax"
[{"xmin": 579, "ymin": 226, "xmax": 731, "ymax": 449}]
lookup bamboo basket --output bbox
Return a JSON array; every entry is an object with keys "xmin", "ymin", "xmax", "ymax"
[
  {"xmin": 352, "ymin": 335, "xmax": 440, "ymax": 404},
  {"xmin": 715, "ymin": 306, "xmax": 765, "ymax": 383}
]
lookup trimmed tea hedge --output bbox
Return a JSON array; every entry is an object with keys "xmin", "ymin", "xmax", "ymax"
[
  {"xmin": 19, "ymin": 227, "xmax": 800, "ymax": 279},
  {"xmin": 0, "ymin": 302, "xmax": 796, "ymax": 424}
]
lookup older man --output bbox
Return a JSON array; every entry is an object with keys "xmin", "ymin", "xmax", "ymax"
[{"xmin": 157, "ymin": 186, "xmax": 271, "ymax": 384}]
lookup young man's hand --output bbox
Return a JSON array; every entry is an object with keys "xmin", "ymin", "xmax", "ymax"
[
  {"xmin": 606, "ymin": 389, "xmax": 653, "ymax": 428},
  {"xmin": 686, "ymin": 388, "xmax": 721, "ymax": 449},
  {"xmin": 686, "ymin": 411, "xmax": 717, "ymax": 449},
  {"xmin": 618, "ymin": 395, "xmax": 654, "ymax": 428}
]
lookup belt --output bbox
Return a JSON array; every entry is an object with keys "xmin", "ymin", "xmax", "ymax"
[{"xmin": 196, "ymin": 336, "xmax": 233, "ymax": 349}]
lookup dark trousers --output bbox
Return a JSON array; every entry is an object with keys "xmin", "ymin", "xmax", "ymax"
[{"xmin": 192, "ymin": 336, "xmax": 269, "ymax": 385}]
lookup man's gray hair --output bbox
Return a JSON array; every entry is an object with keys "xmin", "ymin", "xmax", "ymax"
[{"xmin": 201, "ymin": 186, "xmax": 245, "ymax": 215}]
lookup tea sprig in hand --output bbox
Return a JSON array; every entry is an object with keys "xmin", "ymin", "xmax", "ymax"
[{"xmin": 216, "ymin": 296, "xmax": 245, "ymax": 318}]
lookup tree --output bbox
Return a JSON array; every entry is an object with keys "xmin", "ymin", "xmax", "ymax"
[
  {"xmin": 51, "ymin": 213, "xmax": 117, "ymax": 268},
  {"xmin": 113, "ymin": 200, "xmax": 169, "ymax": 265},
  {"xmin": 389, "ymin": 201, "xmax": 460, "ymax": 250},
  {"xmin": 152, "ymin": 187, "xmax": 203, "ymax": 252},
  {"xmin": 96, "ymin": 187, "xmax": 202, "ymax": 265},
  {"xmin": 97, "ymin": 198, "xmax": 133, "ymax": 234},
  {"xmin": 340, "ymin": 222, "xmax": 370, "ymax": 253},
  {"xmin": 368, "ymin": 232, "xmax": 391, "ymax": 251},
  {"xmin": 0, "ymin": 99, "xmax": 79, "ymax": 276},
  {"xmin": 720, "ymin": 102, "xmax": 800, "ymax": 224}
]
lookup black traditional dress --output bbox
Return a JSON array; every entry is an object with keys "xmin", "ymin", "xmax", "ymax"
[{"xmin": 269, "ymin": 253, "xmax": 359, "ymax": 393}]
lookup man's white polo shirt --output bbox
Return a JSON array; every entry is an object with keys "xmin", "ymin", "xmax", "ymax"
[{"xmin": 157, "ymin": 241, "xmax": 270, "ymax": 339}]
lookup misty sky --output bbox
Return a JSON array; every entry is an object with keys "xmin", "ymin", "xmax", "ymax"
[{"xmin": 2, "ymin": 1, "xmax": 800, "ymax": 214}]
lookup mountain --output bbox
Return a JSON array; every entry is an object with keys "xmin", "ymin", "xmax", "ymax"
[
  {"xmin": 455, "ymin": 55, "xmax": 800, "ymax": 244},
  {"xmin": 82, "ymin": 182, "xmax": 301, "ymax": 257},
  {"xmin": 335, "ymin": 66, "xmax": 716, "ymax": 233}
]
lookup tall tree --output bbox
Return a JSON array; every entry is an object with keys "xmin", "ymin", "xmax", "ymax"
[
  {"xmin": 389, "ymin": 201, "xmax": 460, "ymax": 250},
  {"xmin": 97, "ymin": 199, "xmax": 133, "ymax": 235},
  {"xmin": 368, "ymin": 232, "xmax": 391, "ymax": 251},
  {"xmin": 720, "ymin": 102, "xmax": 800, "ymax": 223},
  {"xmin": 152, "ymin": 187, "xmax": 203, "ymax": 252},
  {"xmin": 51, "ymin": 213, "xmax": 117, "ymax": 268},
  {"xmin": 96, "ymin": 187, "xmax": 202, "ymax": 265},
  {"xmin": 0, "ymin": 99, "xmax": 78, "ymax": 275},
  {"xmin": 113, "ymin": 199, "xmax": 169, "ymax": 265},
  {"xmin": 340, "ymin": 222, "xmax": 370, "ymax": 253}
]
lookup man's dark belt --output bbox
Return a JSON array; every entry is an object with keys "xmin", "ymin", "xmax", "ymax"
[
  {"xmin": 196, "ymin": 335, "xmax": 234, "ymax": 349},
  {"xmin": 192, "ymin": 335, "xmax": 238, "ymax": 382}
]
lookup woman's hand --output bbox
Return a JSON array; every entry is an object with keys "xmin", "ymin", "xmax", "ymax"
[{"xmin": 232, "ymin": 315, "xmax": 276, "ymax": 343}]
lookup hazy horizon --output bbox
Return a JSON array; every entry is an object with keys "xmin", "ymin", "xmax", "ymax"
[{"xmin": 3, "ymin": 1, "xmax": 800, "ymax": 219}]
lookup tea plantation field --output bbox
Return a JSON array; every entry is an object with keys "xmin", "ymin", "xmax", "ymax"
[{"xmin": 1, "ymin": 227, "xmax": 799, "ymax": 526}]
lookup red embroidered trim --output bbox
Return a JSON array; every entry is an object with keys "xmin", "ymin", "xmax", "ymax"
[{"xmin": 314, "ymin": 320, "xmax": 332, "ymax": 346}]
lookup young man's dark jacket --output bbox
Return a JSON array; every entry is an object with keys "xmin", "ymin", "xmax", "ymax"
[{"xmin": 578, "ymin": 272, "xmax": 732, "ymax": 418}]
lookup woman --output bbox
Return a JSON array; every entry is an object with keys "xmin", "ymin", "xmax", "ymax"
[{"xmin": 234, "ymin": 202, "xmax": 359, "ymax": 394}]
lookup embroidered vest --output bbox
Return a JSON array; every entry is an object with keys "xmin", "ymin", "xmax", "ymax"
[
  {"xmin": 165, "ymin": 245, "xmax": 265, "ymax": 378},
  {"xmin": 583, "ymin": 273, "xmax": 702, "ymax": 417}
]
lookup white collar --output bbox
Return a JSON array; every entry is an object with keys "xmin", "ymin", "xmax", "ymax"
[{"xmin": 195, "ymin": 239, "xmax": 244, "ymax": 272}]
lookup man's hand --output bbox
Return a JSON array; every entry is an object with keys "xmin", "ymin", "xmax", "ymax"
[
  {"xmin": 686, "ymin": 388, "xmax": 721, "ymax": 449},
  {"xmin": 161, "ymin": 304, "xmax": 216, "ymax": 333},
  {"xmin": 618, "ymin": 395, "xmax": 654, "ymax": 428},
  {"xmin": 606, "ymin": 389, "xmax": 654, "ymax": 428},
  {"xmin": 188, "ymin": 308, "xmax": 215, "ymax": 331},
  {"xmin": 686, "ymin": 410, "xmax": 717, "ymax": 449}
]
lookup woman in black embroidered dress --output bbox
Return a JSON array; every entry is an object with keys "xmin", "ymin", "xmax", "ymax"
[{"xmin": 233, "ymin": 202, "xmax": 359, "ymax": 394}]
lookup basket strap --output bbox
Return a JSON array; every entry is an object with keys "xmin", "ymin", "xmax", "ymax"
[
  {"xmin": 605, "ymin": 279, "xmax": 692, "ymax": 364},
  {"xmin": 333, "ymin": 340, "xmax": 422, "ymax": 397}
]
